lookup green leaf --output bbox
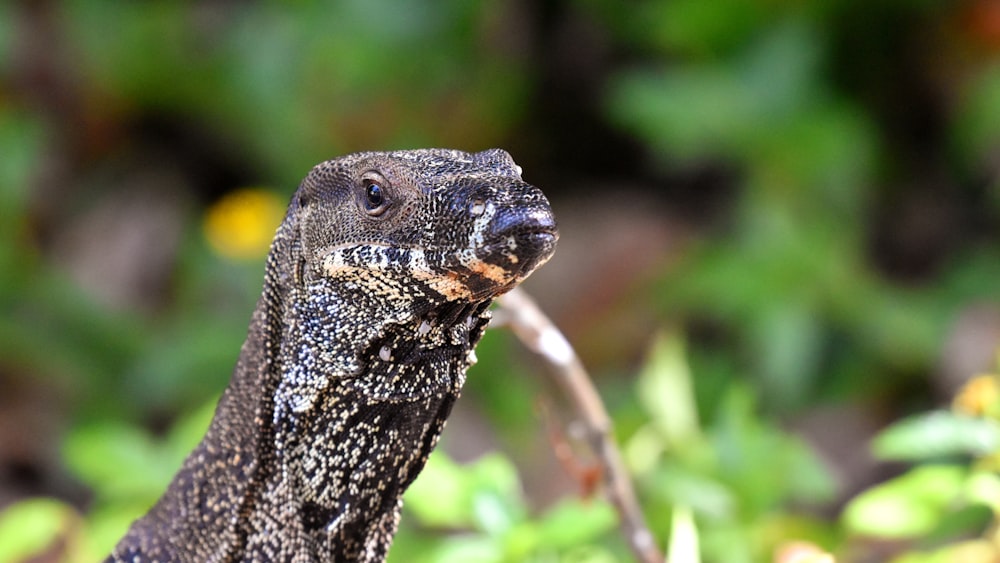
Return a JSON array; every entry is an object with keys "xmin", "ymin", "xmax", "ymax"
[
  {"xmin": 637, "ymin": 0, "xmax": 766, "ymax": 56},
  {"xmin": 624, "ymin": 424, "xmax": 667, "ymax": 475},
  {"xmin": 62, "ymin": 423, "xmax": 175, "ymax": 503},
  {"xmin": 668, "ymin": 505, "xmax": 700, "ymax": 563},
  {"xmin": 0, "ymin": 498, "xmax": 80, "ymax": 563},
  {"xmin": 646, "ymin": 462, "xmax": 736, "ymax": 521},
  {"xmin": 709, "ymin": 385, "xmax": 835, "ymax": 512},
  {"xmin": 533, "ymin": 499, "xmax": 617, "ymax": 549},
  {"xmin": 842, "ymin": 465, "xmax": 966, "ymax": 538},
  {"xmin": 607, "ymin": 19, "xmax": 822, "ymax": 164},
  {"xmin": 748, "ymin": 301, "xmax": 823, "ymax": 410},
  {"xmin": 411, "ymin": 535, "xmax": 501, "ymax": 563},
  {"xmin": 873, "ymin": 411, "xmax": 1000, "ymax": 461},
  {"xmin": 472, "ymin": 490, "xmax": 515, "ymax": 537},
  {"xmin": 468, "ymin": 455, "xmax": 526, "ymax": 536},
  {"xmin": 0, "ymin": 111, "xmax": 43, "ymax": 231},
  {"xmin": 403, "ymin": 452, "xmax": 474, "ymax": 528},
  {"xmin": 403, "ymin": 452, "xmax": 524, "ymax": 531},
  {"xmin": 954, "ymin": 64, "xmax": 1000, "ymax": 165},
  {"xmin": 965, "ymin": 471, "xmax": 1000, "ymax": 511},
  {"xmin": 637, "ymin": 331, "xmax": 701, "ymax": 448},
  {"xmin": 607, "ymin": 66, "xmax": 754, "ymax": 161},
  {"xmin": 468, "ymin": 453, "xmax": 522, "ymax": 501}
]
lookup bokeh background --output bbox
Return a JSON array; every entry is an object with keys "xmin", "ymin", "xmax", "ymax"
[{"xmin": 2, "ymin": 1, "xmax": 1000, "ymax": 562}]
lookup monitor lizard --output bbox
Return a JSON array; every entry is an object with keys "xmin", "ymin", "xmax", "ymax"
[{"xmin": 108, "ymin": 148, "xmax": 558, "ymax": 562}]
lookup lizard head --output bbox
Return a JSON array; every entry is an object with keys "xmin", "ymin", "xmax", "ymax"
[{"xmin": 290, "ymin": 148, "xmax": 557, "ymax": 304}]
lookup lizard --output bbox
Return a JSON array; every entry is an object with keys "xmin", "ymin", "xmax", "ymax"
[{"xmin": 107, "ymin": 148, "xmax": 557, "ymax": 562}]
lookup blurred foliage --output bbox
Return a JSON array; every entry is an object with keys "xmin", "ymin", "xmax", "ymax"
[
  {"xmin": 392, "ymin": 453, "xmax": 619, "ymax": 562},
  {"xmin": 1, "ymin": 0, "xmax": 1000, "ymax": 561},
  {"xmin": 626, "ymin": 333, "xmax": 834, "ymax": 563},
  {"xmin": 841, "ymin": 371, "xmax": 1000, "ymax": 561},
  {"xmin": 605, "ymin": 5, "xmax": 931, "ymax": 412}
]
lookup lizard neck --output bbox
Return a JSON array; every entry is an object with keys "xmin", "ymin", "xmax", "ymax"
[
  {"xmin": 274, "ymin": 279, "xmax": 491, "ymax": 416},
  {"xmin": 233, "ymin": 278, "xmax": 493, "ymax": 560},
  {"xmin": 109, "ymin": 234, "xmax": 295, "ymax": 559}
]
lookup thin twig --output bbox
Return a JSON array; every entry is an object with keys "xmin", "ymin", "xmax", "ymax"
[{"xmin": 495, "ymin": 287, "xmax": 664, "ymax": 563}]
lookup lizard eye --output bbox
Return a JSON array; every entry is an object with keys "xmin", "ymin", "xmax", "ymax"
[{"xmin": 362, "ymin": 179, "xmax": 389, "ymax": 216}]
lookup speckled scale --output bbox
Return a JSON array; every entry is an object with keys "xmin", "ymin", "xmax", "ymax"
[{"xmin": 109, "ymin": 149, "xmax": 557, "ymax": 562}]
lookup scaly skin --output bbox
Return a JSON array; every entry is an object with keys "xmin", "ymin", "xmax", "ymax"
[{"xmin": 109, "ymin": 148, "xmax": 558, "ymax": 562}]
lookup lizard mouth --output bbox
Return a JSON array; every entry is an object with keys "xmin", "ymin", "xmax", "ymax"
[{"xmin": 490, "ymin": 227, "xmax": 558, "ymax": 276}]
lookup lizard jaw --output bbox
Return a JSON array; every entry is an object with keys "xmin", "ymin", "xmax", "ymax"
[{"xmin": 319, "ymin": 202, "xmax": 556, "ymax": 302}]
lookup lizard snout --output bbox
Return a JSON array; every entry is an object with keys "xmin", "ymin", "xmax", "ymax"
[{"xmin": 477, "ymin": 202, "xmax": 558, "ymax": 284}]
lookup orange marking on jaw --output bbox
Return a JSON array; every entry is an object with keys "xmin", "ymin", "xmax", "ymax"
[{"xmin": 466, "ymin": 259, "xmax": 510, "ymax": 284}]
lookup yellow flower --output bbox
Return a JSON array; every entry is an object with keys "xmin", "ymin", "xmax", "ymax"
[
  {"xmin": 203, "ymin": 188, "xmax": 285, "ymax": 260},
  {"xmin": 953, "ymin": 374, "xmax": 1000, "ymax": 417}
]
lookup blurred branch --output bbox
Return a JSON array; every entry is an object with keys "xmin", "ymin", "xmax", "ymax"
[{"xmin": 495, "ymin": 287, "xmax": 664, "ymax": 563}]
